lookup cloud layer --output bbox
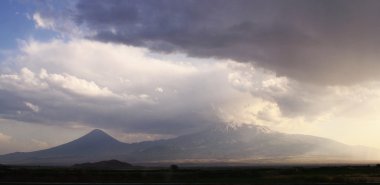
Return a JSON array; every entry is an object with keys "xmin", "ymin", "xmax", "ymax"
[
  {"xmin": 0, "ymin": 40, "xmax": 264, "ymax": 136},
  {"xmin": 2, "ymin": 37, "xmax": 380, "ymax": 151},
  {"xmin": 45, "ymin": 0, "xmax": 380, "ymax": 85},
  {"xmin": 0, "ymin": 39, "xmax": 335, "ymax": 136}
]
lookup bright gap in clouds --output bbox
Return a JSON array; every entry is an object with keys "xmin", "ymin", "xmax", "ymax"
[{"xmin": 1, "ymin": 39, "xmax": 380, "ymax": 153}]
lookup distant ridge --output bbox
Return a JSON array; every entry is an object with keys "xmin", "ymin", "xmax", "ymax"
[
  {"xmin": 0, "ymin": 124, "xmax": 378, "ymax": 165},
  {"xmin": 73, "ymin": 159, "xmax": 134, "ymax": 169}
]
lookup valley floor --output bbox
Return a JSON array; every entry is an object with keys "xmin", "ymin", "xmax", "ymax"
[{"xmin": 2, "ymin": 164, "xmax": 380, "ymax": 184}]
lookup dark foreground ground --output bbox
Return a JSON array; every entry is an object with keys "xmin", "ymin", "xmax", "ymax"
[{"xmin": 1, "ymin": 164, "xmax": 380, "ymax": 184}]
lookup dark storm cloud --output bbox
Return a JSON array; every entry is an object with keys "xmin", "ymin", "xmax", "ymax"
[
  {"xmin": 70, "ymin": 0, "xmax": 380, "ymax": 85},
  {"xmin": 0, "ymin": 82, "xmax": 218, "ymax": 135},
  {"xmin": 0, "ymin": 48, "xmax": 224, "ymax": 136},
  {"xmin": 0, "ymin": 85, "xmax": 217, "ymax": 135}
]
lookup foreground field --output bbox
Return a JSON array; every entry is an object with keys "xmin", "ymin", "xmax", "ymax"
[{"xmin": 2, "ymin": 164, "xmax": 380, "ymax": 184}]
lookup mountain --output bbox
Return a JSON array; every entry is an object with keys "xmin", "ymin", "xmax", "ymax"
[
  {"xmin": 121, "ymin": 124, "xmax": 377, "ymax": 163},
  {"xmin": 0, "ymin": 129, "xmax": 132, "ymax": 165},
  {"xmin": 0, "ymin": 124, "xmax": 377, "ymax": 165}
]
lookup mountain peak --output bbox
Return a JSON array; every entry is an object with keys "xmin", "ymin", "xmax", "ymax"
[
  {"xmin": 88, "ymin": 129, "xmax": 108, "ymax": 135},
  {"xmin": 77, "ymin": 129, "xmax": 120, "ymax": 144}
]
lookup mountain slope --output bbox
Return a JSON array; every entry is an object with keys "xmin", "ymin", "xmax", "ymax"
[
  {"xmin": 125, "ymin": 124, "xmax": 372, "ymax": 162},
  {"xmin": 0, "ymin": 129, "xmax": 131, "ymax": 165},
  {"xmin": 0, "ymin": 124, "xmax": 377, "ymax": 165}
]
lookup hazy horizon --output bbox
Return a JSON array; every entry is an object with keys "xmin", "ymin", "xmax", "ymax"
[{"xmin": 1, "ymin": 0, "xmax": 380, "ymax": 160}]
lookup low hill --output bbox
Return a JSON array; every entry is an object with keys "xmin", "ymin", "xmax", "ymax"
[{"xmin": 72, "ymin": 159, "xmax": 134, "ymax": 169}]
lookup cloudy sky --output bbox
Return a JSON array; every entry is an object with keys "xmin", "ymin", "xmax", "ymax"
[{"xmin": 1, "ymin": 0, "xmax": 380, "ymax": 154}]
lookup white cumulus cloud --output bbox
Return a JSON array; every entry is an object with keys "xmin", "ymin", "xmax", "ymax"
[
  {"xmin": 33, "ymin": 12, "xmax": 55, "ymax": 29},
  {"xmin": 25, "ymin": 102, "xmax": 40, "ymax": 113}
]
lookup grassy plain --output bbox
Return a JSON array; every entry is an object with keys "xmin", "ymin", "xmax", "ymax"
[{"xmin": 1, "ymin": 164, "xmax": 380, "ymax": 184}]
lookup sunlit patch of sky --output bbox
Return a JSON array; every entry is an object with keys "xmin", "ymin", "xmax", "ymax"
[{"xmin": 0, "ymin": 0, "xmax": 58, "ymax": 58}]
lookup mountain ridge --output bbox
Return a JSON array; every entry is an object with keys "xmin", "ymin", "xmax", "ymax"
[
  {"xmin": 72, "ymin": 159, "xmax": 135, "ymax": 169},
  {"xmin": 0, "ymin": 124, "xmax": 378, "ymax": 165}
]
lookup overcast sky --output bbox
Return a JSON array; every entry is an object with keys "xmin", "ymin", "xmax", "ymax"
[{"xmin": 1, "ymin": 0, "xmax": 380, "ymax": 154}]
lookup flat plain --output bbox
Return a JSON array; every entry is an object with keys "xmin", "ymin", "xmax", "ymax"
[{"xmin": 2, "ymin": 164, "xmax": 380, "ymax": 184}]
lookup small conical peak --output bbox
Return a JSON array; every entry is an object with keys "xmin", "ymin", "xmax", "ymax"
[
  {"xmin": 89, "ymin": 129, "xmax": 107, "ymax": 135},
  {"xmin": 79, "ymin": 129, "xmax": 119, "ymax": 142}
]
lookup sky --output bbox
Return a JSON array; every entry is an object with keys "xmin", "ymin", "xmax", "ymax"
[{"xmin": 1, "ymin": 0, "xmax": 380, "ymax": 154}]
